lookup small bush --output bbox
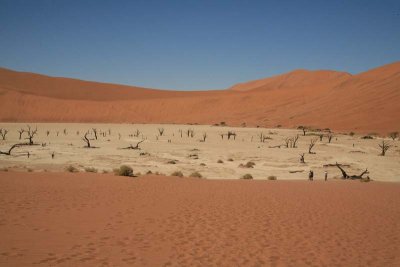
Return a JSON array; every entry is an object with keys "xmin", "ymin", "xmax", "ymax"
[
  {"xmin": 190, "ymin": 171, "xmax": 202, "ymax": 178},
  {"xmin": 241, "ymin": 174, "xmax": 253, "ymax": 179},
  {"xmin": 200, "ymin": 163, "xmax": 206, "ymax": 166},
  {"xmin": 268, "ymin": 175, "xmax": 277, "ymax": 180},
  {"xmin": 239, "ymin": 161, "xmax": 255, "ymax": 168},
  {"xmin": 171, "ymin": 171, "xmax": 184, "ymax": 177},
  {"xmin": 0, "ymin": 167, "xmax": 9, "ymax": 172},
  {"xmin": 114, "ymin": 165, "xmax": 134, "ymax": 177},
  {"xmin": 66, "ymin": 165, "xmax": 79, "ymax": 173},
  {"xmin": 217, "ymin": 159, "xmax": 224, "ymax": 163},
  {"xmin": 349, "ymin": 132, "xmax": 355, "ymax": 136},
  {"xmin": 84, "ymin": 167, "xmax": 98, "ymax": 173},
  {"xmin": 27, "ymin": 168, "xmax": 33, "ymax": 172},
  {"xmin": 102, "ymin": 169, "xmax": 109, "ymax": 174},
  {"xmin": 146, "ymin": 170, "xmax": 153, "ymax": 174},
  {"xmin": 361, "ymin": 135, "xmax": 373, "ymax": 139},
  {"xmin": 227, "ymin": 158, "xmax": 234, "ymax": 162},
  {"xmin": 167, "ymin": 160, "xmax": 177, "ymax": 164}
]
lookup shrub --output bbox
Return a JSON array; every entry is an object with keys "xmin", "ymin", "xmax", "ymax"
[
  {"xmin": 268, "ymin": 175, "xmax": 277, "ymax": 180},
  {"xmin": 200, "ymin": 163, "xmax": 206, "ymax": 166},
  {"xmin": 146, "ymin": 170, "xmax": 153, "ymax": 174},
  {"xmin": 171, "ymin": 171, "xmax": 184, "ymax": 177},
  {"xmin": 66, "ymin": 165, "xmax": 78, "ymax": 173},
  {"xmin": 167, "ymin": 160, "xmax": 177, "ymax": 164},
  {"xmin": 102, "ymin": 169, "xmax": 109, "ymax": 174},
  {"xmin": 349, "ymin": 132, "xmax": 355, "ymax": 136},
  {"xmin": 27, "ymin": 168, "xmax": 33, "ymax": 172},
  {"xmin": 361, "ymin": 135, "xmax": 373, "ymax": 139},
  {"xmin": 217, "ymin": 159, "xmax": 224, "ymax": 163},
  {"xmin": 84, "ymin": 167, "xmax": 98, "ymax": 173},
  {"xmin": 0, "ymin": 167, "xmax": 8, "ymax": 172},
  {"xmin": 227, "ymin": 158, "xmax": 234, "ymax": 162},
  {"xmin": 241, "ymin": 174, "xmax": 253, "ymax": 179},
  {"xmin": 114, "ymin": 165, "xmax": 134, "ymax": 177},
  {"xmin": 190, "ymin": 171, "xmax": 202, "ymax": 178},
  {"xmin": 239, "ymin": 161, "xmax": 255, "ymax": 168}
]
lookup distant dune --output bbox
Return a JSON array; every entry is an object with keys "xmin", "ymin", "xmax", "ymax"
[{"xmin": 1, "ymin": 62, "xmax": 399, "ymax": 134}]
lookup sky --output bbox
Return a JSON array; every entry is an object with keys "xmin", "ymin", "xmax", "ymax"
[{"xmin": 0, "ymin": 0, "xmax": 399, "ymax": 90}]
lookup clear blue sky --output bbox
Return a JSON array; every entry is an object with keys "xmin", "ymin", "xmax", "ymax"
[{"xmin": 1, "ymin": 0, "xmax": 399, "ymax": 90}]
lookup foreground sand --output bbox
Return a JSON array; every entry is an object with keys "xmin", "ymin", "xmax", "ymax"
[{"xmin": 1, "ymin": 172, "xmax": 399, "ymax": 266}]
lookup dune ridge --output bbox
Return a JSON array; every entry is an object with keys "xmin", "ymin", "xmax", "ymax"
[{"xmin": 0, "ymin": 62, "xmax": 399, "ymax": 134}]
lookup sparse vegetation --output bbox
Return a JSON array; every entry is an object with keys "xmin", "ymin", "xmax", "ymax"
[
  {"xmin": 217, "ymin": 159, "xmax": 224, "ymax": 163},
  {"xmin": 66, "ymin": 165, "xmax": 79, "ymax": 173},
  {"xmin": 379, "ymin": 140, "xmax": 391, "ymax": 156},
  {"xmin": 268, "ymin": 175, "xmax": 277, "ymax": 180},
  {"xmin": 389, "ymin": 132, "xmax": 398, "ymax": 140},
  {"xmin": 239, "ymin": 161, "xmax": 255, "ymax": 168},
  {"xmin": 241, "ymin": 173, "xmax": 253, "ymax": 179},
  {"xmin": 84, "ymin": 167, "xmax": 98, "ymax": 173},
  {"xmin": 114, "ymin": 165, "xmax": 134, "ymax": 177},
  {"xmin": 190, "ymin": 171, "xmax": 202, "ymax": 178},
  {"xmin": 171, "ymin": 171, "xmax": 184, "ymax": 177}
]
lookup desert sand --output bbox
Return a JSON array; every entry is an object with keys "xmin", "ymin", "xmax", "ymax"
[
  {"xmin": 0, "ymin": 171, "xmax": 399, "ymax": 266},
  {"xmin": 0, "ymin": 123, "xmax": 399, "ymax": 181},
  {"xmin": 1, "ymin": 61, "xmax": 400, "ymax": 134}
]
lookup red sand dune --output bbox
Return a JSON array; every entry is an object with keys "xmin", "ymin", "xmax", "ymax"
[
  {"xmin": 0, "ymin": 62, "xmax": 399, "ymax": 134},
  {"xmin": 0, "ymin": 172, "xmax": 399, "ymax": 266}
]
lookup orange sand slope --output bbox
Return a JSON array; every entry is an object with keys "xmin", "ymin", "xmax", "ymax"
[
  {"xmin": 0, "ymin": 172, "xmax": 399, "ymax": 266},
  {"xmin": 0, "ymin": 62, "xmax": 399, "ymax": 133}
]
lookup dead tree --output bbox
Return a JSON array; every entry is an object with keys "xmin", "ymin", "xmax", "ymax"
[
  {"xmin": 63, "ymin": 129, "xmax": 67, "ymax": 135},
  {"xmin": 25, "ymin": 126, "xmax": 38, "ymax": 145},
  {"xmin": 122, "ymin": 140, "xmax": 144, "ymax": 150},
  {"xmin": 379, "ymin": 140, "xmax": 391, "ymax": 156},
  {"xmin": 187, "ymin": 129, "xmax": 195, "ymax": 138},
  {"xmin": 202, "ymin": 132, "xmax": 207, "ymax": 142},
  {"xmin": 292, "ymin": 135, "xmax": 299, "ymax": 148},
  {"xmin": 0, "ymin": 143, "xmax": 21, "ymax": 156},
  {"xmin": 82, "ymin": 133, "xmax": 92, "ymax": 148},
  {"xmin": 18, "ymin": 129, "xmax": 25, "ymax": 140},
  {"xmin": 299, "ymin": 153, "xmax": 305, "ymax": 163},
  {"xmin": 319, "ymin": 134, "xmax": 323, "ymax": 141},
  {"xmin": 227, "ymin": 131, "xmax": 236, "ymax": 140},
  {"xmin": 134, "ymin": 129, "xmax": 140, "ymax": 137},
  {"xmin": 327, "ymin": 133, "xmax": 333, "ymax": 143},
  {"xmin": 92, "ymin": 128, "xmax": 98, "ymax": 140},
  {"xmin": 335, "ymin": 162, "xmax": 368, "ymax": 179},
  {"xmin": 158, "ymin": 128, "xmax": 165, "ymax": 136},
  {"xmin": 308, "ymin": 138, "xmax": 318, "ymax": 154},
  {"xmin": 46, "ymin": 130, "xmax": 50, "ymax": 136},
  {"xmin": 0, "ymin": 129, "xmax": 9, "ymax": 140},
  {"xmin": 284, "ymin": 138, "xmax": 290, "ymax": 148},
  {"xmin": 389, "ymin": 132, "xmax": 398, "ymax": 141},
  {"xmin": 179, "ymin": 129, "xmax": 183, "ymax": 138}
]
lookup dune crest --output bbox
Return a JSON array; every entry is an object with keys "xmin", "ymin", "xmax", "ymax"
[{"xmin": 0, "ymin": 62, "xmax": 399, "ymax": 134}]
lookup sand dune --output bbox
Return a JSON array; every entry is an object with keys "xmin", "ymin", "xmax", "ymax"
[
  {"xmin": 0, "ymin": 62, "xmax": 399, "ymax": 134},
  {"xmin": 0, "ymin": 172, "xmax": 399, "ymax": 266}
]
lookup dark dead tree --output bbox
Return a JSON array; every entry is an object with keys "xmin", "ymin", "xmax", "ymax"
[
  {"xmin": 259, "ymin": 132, "xmax": 265, "ymax": 142},
  {"xmin": 158, "ymin": 128, "xmax": 165, "ymax": 136},
  {"xmin": 134, "ymin": 129, "xmax": 140, "ymax": 137},
  {"xmin": 121, "ymin": 140, "xmax": 144, "ymax": 150},
  {"xmin": 284, "ymin": 138, "xmax": 290, "ymax": 148},
  {"xmin": 0, "ymin": 129, "xmax": 9, "ymax": 140},
  {"xmin": 108, "ymin": 129, "xmax": 111, "ymax": 135},
  {"xmin": 227, "ymin": 131, "xmax": 236, "ymax": 140},
  {"xmin": 389, "ymin": 132, "xmax": 398, "ymax": 141},
  {"xmin": 179, "ymin": 129, "xmax": 183, "ymax": 138},
  {"xmin": 56, "ymin": 131, "xmax": 59, "ymax": 136},
  {"xmin": 63, "ymin": 129, "xmax": 67, "ymax": 135},
  {"xmin": 308, "ymin": 138, "xmax": 318, "ymax": 154},
  {"xmin": 292, "ymin": 135, "xmax": 299, "ymax": 148},
  {"xmin": 82, "ymin": 133, "xmax": 92, "ymax": 148},
  {"xmin": 92, "ymin": 128, "xmax": 98, "ymax": 140},
  {"xmin": 298, "ymin": 126, "xmax": 307, "ymax": 136},
  {"xmin": 335, "ymin": 162, "xmax": 368, "ymax": 179},
  {"xmin": 379, "ymin": 140, "xmax": 391, "ymax": 156},
  {"xmin": 0, "ymin": 143, "xmax": 21, "ymax": 156},
  {"xmin": 202, "ymin": 132, "xmax": 207, "ymax": 142},
  {"xmin": 25, "ymin": 126, "xmax": 38, "ymax": 145},
  {"xmin": 118, "ymin": 133, "xmax": 121, "ymax": 140},
  {"xmin": 299, "ymin": 153, "xmax": 305, "ymax": 163},
  {"xmin": 319, "ymin": 134, "xmax": 323, "ymax": 141},
  {"xmin": 46, "ymin": 130, "xmax": 50, "ymax": 136},
  {"xmin": 187, "ymin": 129, "xmax": 195, "ymax": 138},
  {"xmin": 327, "ymin": 133, "xmax": 333, "ymax": 143},
  {"xmin": 18, "ymin": 129, "xmax": 25, "ymax": 140}
]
